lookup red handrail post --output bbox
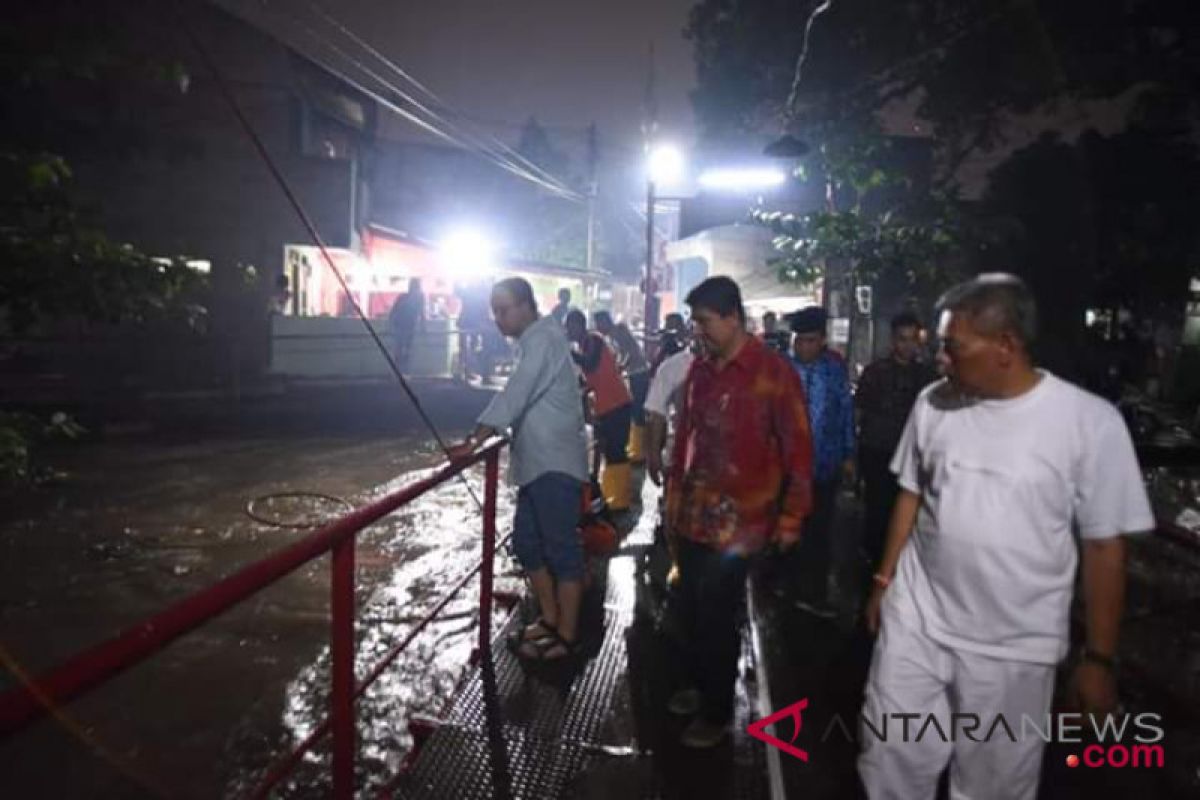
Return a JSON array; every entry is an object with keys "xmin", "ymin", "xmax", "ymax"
[
  {"xmin": 331, "ymin": 536, "xmax": 356, "ymax": 799},
  {"xmin": 478, "ymin": 448, "xmax": 500, "ymax": 655}
]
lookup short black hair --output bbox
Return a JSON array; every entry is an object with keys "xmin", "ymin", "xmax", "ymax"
[
  {"xmin": 685, "ymin": 276, "xmax": 745, "ymax": 323},
  {"xmin": 564, "ymin": 309, "xmax": 587, "ymax": 328},
  {"xmin": 558, "ymin": 287, "xmax": 571, "ymax": 301},
  {"xmin": 493, "ymin": 276, "xmax": 538, "ymax": 313},
  {"xmin": 936, "ymin": 273, "xmax": 1037, "ymax": 347},
  {"xmin": 664, "ymin": 312, "xmax": 685, "ymax": 331},
  {"xmin": 789, "ymin": 305, "xmax": 827, "ymax": 334},
  {"xmin": 592, "ymin": 310, "xmax": 613, "ymax": 328},
  {"xmin": 890, "ymin": 311, "xmax": 922, "ymax": 333}
]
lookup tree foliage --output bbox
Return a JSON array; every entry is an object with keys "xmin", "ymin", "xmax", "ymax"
[
  {"xmin": 0, "ymin": 411, "xmax": 85, "ymax": 488},
  {"xmin": 687, "ymin": 0, "xmax": 1200, "ymax": 184},
  {"xmin": 755, "ymin": 123, "xmax": 970, "ymax": 303},
  {"xmin": 0, "ymin": 1, "xmax": 209, "ymax": 336},
  {"xmin": 981, "ymin": 127, "xmax": 1200, "ymax": 322},
  {"xmin": 0, "ymin": 153, "xmax": 208, "ymax": 335},
  {"xmin": 686, "ymin": 0, "xmax": 1200, "ymax": 320}
]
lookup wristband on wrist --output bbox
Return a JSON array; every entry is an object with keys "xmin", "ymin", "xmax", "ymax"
[
  {"xmin": 1082, "ymin": 648, "xmax": 1117, "ymax": 671},
  {"xmin": 872, "ymin": 572, "xmax": 892, "ymax": 589}
]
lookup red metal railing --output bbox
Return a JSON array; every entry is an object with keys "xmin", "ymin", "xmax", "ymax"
[{"xmin": 0, "ymin": 438, "xmax": 507, "ymax": 799}]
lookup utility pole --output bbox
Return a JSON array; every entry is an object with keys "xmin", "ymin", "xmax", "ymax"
[
  {"xmin": 585, "ymin": 123, "xmax": 598, "ymax": 273},
  {"xmin": 642, "ymin": 42, "xmax": 659, "ymax": 350}
]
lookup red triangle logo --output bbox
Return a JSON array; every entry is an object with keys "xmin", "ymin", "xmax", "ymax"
[{"xmin": 746, "ymin": 698, "xmax": 810, "ymax": 762}]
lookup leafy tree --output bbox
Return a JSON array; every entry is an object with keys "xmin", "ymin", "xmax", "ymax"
[
  {"xmin": 687, "ymin": 0, "xmax": 1200, "ymax": 187},
  {"xmin": 0, "ymin": 411, "xmax": 85, "ymax": 488},
  {"xmin": 753, "ymin": 126, "xmax": 971, "ymax": 311},
  {"xmin": 979, "ymin": 125, "xmax": 1200, "ymax": 365},
  {"xmin": 0, "ymin": 152, "xmax": 208, "ymax": 336},
  {"xmin": 0, "ymin": 1, "xmax": 207, "ymax": 336},
  {"xmin": 686, "ymin": 0, "xmax": 1200, "ymax": 348}
]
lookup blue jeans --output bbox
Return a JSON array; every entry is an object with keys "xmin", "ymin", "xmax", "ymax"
[{"xmin": 513, "ymin": 471, "xmax": 584, "ymax": 581}]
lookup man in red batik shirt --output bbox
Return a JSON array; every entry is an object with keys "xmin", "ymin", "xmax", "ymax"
[{"xmin": 665, "ymin": 276, "xmax": 814, "ymax": 748}]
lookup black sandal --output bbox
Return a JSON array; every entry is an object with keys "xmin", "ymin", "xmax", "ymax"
[
  {"xmin": 514, "ymin": 628, "xmax": 581, "ymax": 662},
  {"xmin": 506, "ymin": 617, "xmax": 556, "ymax": 651}
]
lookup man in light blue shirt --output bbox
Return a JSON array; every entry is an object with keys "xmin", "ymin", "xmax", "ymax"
[{"xmin": 449, "ymin": 277, "xmax": 588, "ymax": 661}]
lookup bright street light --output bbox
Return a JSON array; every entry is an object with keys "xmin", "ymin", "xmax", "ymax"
[
  {"xmin": 439, "ymin": 227, "xmax": 498, "ymax": 277},
  {"xmin": 697, "ymin": 167, "xmax": 787, "ymax": 191},
  {"xmin": 647, "ymin": 144, "xmax": 685, "ymax": 185}
]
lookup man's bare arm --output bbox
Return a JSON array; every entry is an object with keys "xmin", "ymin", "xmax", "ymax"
[
  {"xmin": 865, "ymin": 489, "xmax": 920, "ymax": 633},
  {"xmin": 1081, "ymin": 537, "xmax": 1125, "ymax": 659},
  {"xmin": 645, "ymin": 412, "xmax": 668, "ymax": 486},
  {"xmin": 1065, "ymin": 537, "xmax": 1126, "ymax": 714}
]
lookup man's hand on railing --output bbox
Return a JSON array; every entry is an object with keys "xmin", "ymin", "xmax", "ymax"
[
  {"xmin": 447, "ymin": 424, "xmax": 496, "ymax": 462},
  {"xmin": 446, "ymin": 439, "xmax": 477, "ymax": 462}
]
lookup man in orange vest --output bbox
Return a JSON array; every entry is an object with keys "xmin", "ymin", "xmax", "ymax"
[{"xmin": 565, "ymin": 309, "xmax": 634, "ymax": 510}]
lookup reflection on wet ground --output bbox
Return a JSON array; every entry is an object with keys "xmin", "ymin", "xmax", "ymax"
[
  {"xmin": 2, "ymin": 427, "xmax": 1198, "ymax": 798},
  {"xmin": 0, "ymin": 431, "xmax": 522, "ymax": 798},
  {"xmin": 392, "ymin": 473, "xmax": 769, "ymax": 800},
  {"xmin": 225, "ymin": 465, "xmax": 523, "ymax": 798}
]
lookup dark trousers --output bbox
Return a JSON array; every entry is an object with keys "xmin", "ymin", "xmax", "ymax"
[
  {"xmin": 393, "ymin": 334, "xmax": 414, "ymax": 371},
  {"xmin": 675, "ymin": 539, "xmax": 749, "ymax": 725},
  {"xmin": 595, "ymin": 404, "xmax": 632, "ymax": 464},
  {"xmin": 859, "ymin": 447, "xmax": 898, "ymax": 572},
  {"xmin": 795, "ymin": 477, "xmax": 840, "ymax": 603},
  {"xmin": 629, "ymin": 371, "xmax": 651, "ymax": 425}
]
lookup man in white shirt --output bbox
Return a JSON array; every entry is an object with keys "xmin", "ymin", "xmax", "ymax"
[
  {"xmin": 859, "ymin": 274, "xmax": 1154, "ymax": 799},
  {"xmin": 644, "ymin": 344, "xmax": 695, "ymax": 487}
]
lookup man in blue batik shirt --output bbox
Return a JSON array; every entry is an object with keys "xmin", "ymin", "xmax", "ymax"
[{"xmin": 787, "ymin": 306, "xmax": 855, "ymax": 617}]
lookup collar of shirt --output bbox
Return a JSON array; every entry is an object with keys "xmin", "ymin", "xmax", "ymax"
[
  {"xmin": 694, "ymin": 333, "xmax": 766, "ymax": 377},
  {"xmin": 517, "ymin": 314, "xmax": 557, "ymax": 346}
]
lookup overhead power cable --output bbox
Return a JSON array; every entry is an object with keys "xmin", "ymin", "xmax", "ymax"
[
  {"xmin": 255, "ymin": 1, "xmax": 584, "ymax": 202},
  {"xmin": 177, "ymin": 1, "xmax": 489, "ymax": 515},
  {"xmin": 303, "ymin": 0, "xmax": 579, "ymax": 199}
]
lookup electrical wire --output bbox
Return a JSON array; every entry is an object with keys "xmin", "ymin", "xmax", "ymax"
[
  {"xmin": 293, "ymin": 26, "xmax": 582, "ymax": 202},
  {"xmin": 303, "ymin": 0, "xmax": 582, "ymax": 201},
  {"xmin": 784, "ymin": 0, "xmax": 835, "ymax": 123},
  {"xmin": 784, "ymin": 0, "xmax": 1025, "ymax": 128},
  {"xmin": 175, "ymin": 1, "xmax": 488, "ymax": 516},
  {"xmin": 252, "ymin": 1, "xmax": 584, "ymax": 203}
]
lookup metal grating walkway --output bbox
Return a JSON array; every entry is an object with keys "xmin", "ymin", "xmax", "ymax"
[{"xmin": 391, "ymin": 476, "xmax": 770, "ymax": 800}]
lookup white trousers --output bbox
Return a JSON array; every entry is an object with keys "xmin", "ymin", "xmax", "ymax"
[{"xmin": 857, "ymin": 611, "xmax": 1056, "ymax": 800}]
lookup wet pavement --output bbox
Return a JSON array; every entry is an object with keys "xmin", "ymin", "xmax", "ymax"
[
  {"xmin": 0, "ymin": 382, "xmax": 522, "ymax": 798},
  {"xmin": 2, "ymin": 387, "xmax": 1198, "ymax": 797},
  {"xmin": 753, "ymin": 488, "xmax": 1200, "ymax": 800},
  {"xmin": 392, "ymin": 469, "xmax": 770, "ymax": 800}
]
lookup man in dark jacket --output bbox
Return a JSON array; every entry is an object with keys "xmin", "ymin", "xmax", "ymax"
[{"xmin": 855, "ymin": 311, "xmax": 937, "ymax": 572}]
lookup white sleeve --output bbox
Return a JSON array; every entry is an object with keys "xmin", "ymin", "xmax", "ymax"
[
  {"xmin": 889, "ymin": 402, "xmax": 921, "ymax": 494},
  {"xmin": 1074, "ymin": 408, "xmax": 1156, "ymax": 540},
  {"xmin": 645, "ymin": 356, "xmax": 684, "ymax": 417}
]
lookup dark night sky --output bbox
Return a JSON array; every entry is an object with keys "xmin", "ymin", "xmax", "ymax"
[{"xmin": 262, "ymin": 0, "xmax": 698, "ymax": 159}]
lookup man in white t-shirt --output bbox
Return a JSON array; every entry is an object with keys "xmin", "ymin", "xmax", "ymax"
[
  {"xmin": 859, "ymin": 274, "xmax": 1154, "ymax": 799},
  {"xmin": 644, "ymin": 345, "xmax": 695, "ymax": 486}
]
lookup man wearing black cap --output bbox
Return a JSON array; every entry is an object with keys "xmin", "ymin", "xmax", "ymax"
[{"xmin": 787, "ymin": 305, "xmax": 855, "ymax": 617}]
